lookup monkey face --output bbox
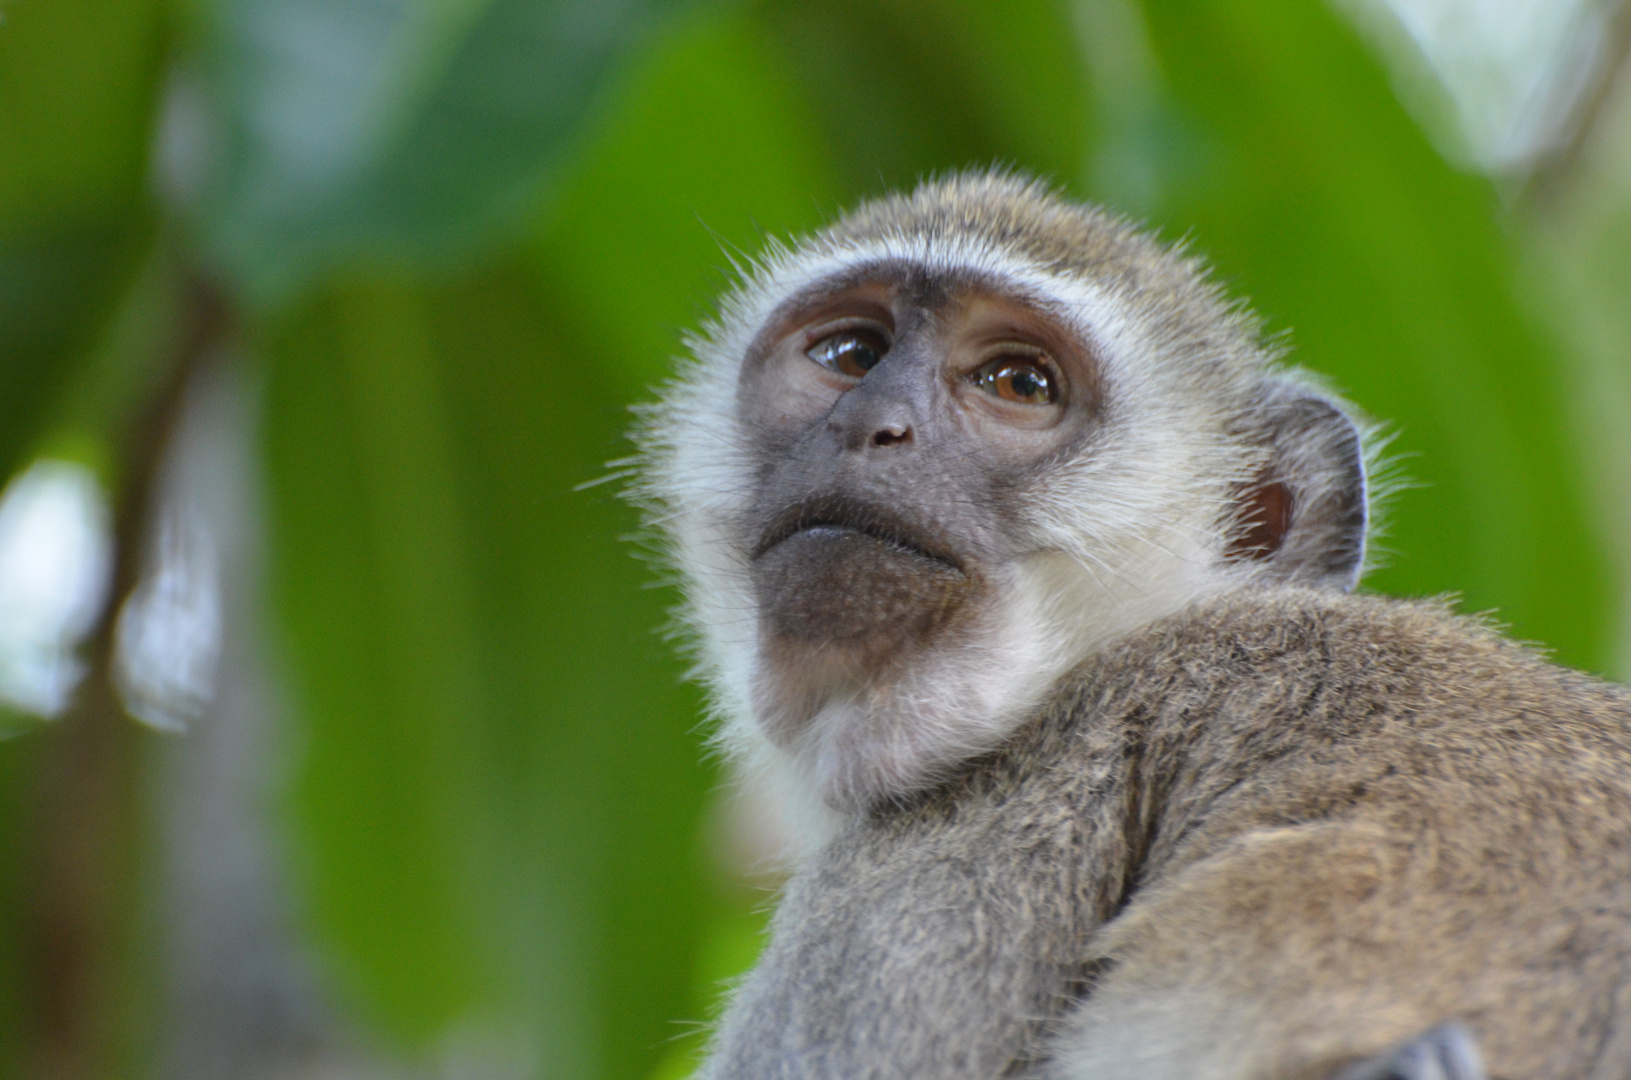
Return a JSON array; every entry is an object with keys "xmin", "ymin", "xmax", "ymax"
[
  {"xmin": 737, "ymin": 263, "xmax": 1104, "ymax": 749},
  {"xmin": 638, "ymin": 174, "xmax": 1369, "ymax": 818}
]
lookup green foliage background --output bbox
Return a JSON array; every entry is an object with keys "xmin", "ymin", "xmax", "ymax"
[{"xmin": 1, "ymin": 0, "xmax": 1627, "ymax": 1077}]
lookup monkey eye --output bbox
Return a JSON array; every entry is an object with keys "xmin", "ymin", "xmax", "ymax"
[
  {"xmin": 972, "ymin": 355, "xmax": 1058, "ymax": 405},
  {"xmin": 807, "ymin": 328, "xmax": 888, "ymax": 378}
]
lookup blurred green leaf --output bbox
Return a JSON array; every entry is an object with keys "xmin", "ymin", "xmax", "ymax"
[
  {"xmin": 202, "ymin": 0, "xmax": 684, "ymax": 303},
  {"xmin": 1132, "ymin": 0, "xmax": 1614, "ymax": 671},
  {"xmin": 758, "ymin": 0, "xmax": 1092, "ymax": 195},
  {"xmin": 0, "ymin": 226, "xmax": 141, "ymax": 476},
  {"xmin": 423, "ymin": 264, "xmax": 714, "ymax": 1080},
  {"xmin": 0, "ymin": 0, "xmax": 161, "ymax": 219},
  {"xmin": 534, "ymin": 7, "xmax": 843, "ymax": 395},
  {"xmin": 263, "ymin": 278, "xmax": 501, "ymax": 1045},
  {"xmin": 0, "ymin": 0, "xmax": 165, "ymax": 480},
  {"xmin": 263, "ymin": 256, "xmax": 714, "ymax": 1076}
]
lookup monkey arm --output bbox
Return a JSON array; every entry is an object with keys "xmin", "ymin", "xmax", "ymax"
[{"xmin": 698, "ymin": 732, "xmax": 1137, "ymax": 1079}]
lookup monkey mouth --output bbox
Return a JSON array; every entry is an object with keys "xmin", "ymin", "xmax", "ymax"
[{"xmin": 752, "ymin": 495, "xmax": 966, "ymax": 575}]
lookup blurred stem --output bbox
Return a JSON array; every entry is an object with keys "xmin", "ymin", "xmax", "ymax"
[{"xmin": 22, "ymin": 278, "xmax": 226, "ymax": 1080}]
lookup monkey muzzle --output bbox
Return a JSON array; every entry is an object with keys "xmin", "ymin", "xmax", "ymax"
[{"xmin": 751, "ymin": 496, "xmax": 972, "ymax": 647}]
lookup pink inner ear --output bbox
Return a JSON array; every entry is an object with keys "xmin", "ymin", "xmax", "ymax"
[{"xmin": 1226, "ymin": 480, "xmax": 1293, "ymax": 560}]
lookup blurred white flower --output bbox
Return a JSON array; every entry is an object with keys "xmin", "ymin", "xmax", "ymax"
[
  {"xmin": 0, "ymin": 460, "xmax": 114, "ymax": 718},
  {"xmin": 116, "ymin": 511, "xmax": 222, "ymax": 734},
  {"xmin": 1381, "ymin": 0, "xmax": 1615, "ymax": 169}
]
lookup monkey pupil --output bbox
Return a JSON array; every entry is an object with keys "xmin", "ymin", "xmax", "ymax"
[
  {"xmin": 970, "ymin": 355, "xmax": 1056, "ymax": 405},
  {"xmin": 840, "ymin": 342, "xmax": 880, "ymax": 376},
  {"xmin": 1008, "ymin": 369, "xmax": 1040, "ymax": 400},
  {"xmin": 989, "ymin": 364, "xmax": 1052, "ymax": 404}
]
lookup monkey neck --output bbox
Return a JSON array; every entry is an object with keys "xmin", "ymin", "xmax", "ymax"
[{"xmin": 749, "ymin": 550, "xmax": 1237, "ymax": 828}]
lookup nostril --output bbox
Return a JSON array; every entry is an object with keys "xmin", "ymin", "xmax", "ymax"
[{"xmin": 870, "ymin": 425, "xmax": 912, "ymax": 448}]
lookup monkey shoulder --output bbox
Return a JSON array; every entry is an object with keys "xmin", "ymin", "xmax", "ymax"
[
  {"xmin": 870, "ymin": 586, "xmax": 1631, "ymax": 897},
  {"xmin": 1051, "ymin": 585, "xmax": 1631, "ymax": 767}
]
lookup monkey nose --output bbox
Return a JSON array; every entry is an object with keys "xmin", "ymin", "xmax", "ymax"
[
  {"xmin": 827, "ymin": 405, "xmax": 918, "ymax": 452},
  {"xmin": 870, "ymin": 423, "xmax": 912, "ymax": 448},
  {"xmin": 826, "ymin": 375, "xmax": 924, "ymax": 452}
]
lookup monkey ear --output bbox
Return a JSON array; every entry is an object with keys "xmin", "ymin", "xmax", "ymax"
[{"xmin": 1225, "ymin": 382, "xmax": 1368, "ymax": 591}]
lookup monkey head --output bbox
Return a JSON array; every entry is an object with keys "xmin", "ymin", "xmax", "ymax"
[{"xmin": 637, "ymin": 172, "xmax": 1371, "ymax": 828}]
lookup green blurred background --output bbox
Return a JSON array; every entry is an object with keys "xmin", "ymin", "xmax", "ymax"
[{"xmin": 2, "ymin": 0, "xmax": 1630, "ymax": 1077}]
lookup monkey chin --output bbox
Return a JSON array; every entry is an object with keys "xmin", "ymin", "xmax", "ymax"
[{"xmin": 748, "ymin": 526, "xmax": 985, "ymax": 794}]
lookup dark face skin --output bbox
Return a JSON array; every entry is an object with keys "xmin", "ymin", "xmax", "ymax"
[{"xmin": 737, "ymin": 263, "xmax": 1102, "ymax": 735}]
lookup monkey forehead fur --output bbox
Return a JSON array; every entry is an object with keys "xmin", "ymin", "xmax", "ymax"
[{"xmin": 633, "ymin": 170, "xmax": 1377, "ymax": 845}]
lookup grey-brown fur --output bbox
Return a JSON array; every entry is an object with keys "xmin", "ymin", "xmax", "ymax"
[{"xmin": 703, "ymin": 589, "xmax": 1631, "ymax": 1079}]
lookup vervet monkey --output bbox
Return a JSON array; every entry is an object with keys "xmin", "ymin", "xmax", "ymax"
[{"xmin": 634, "ymin": 171, "xmax": 1631, "ymax": 1079}]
